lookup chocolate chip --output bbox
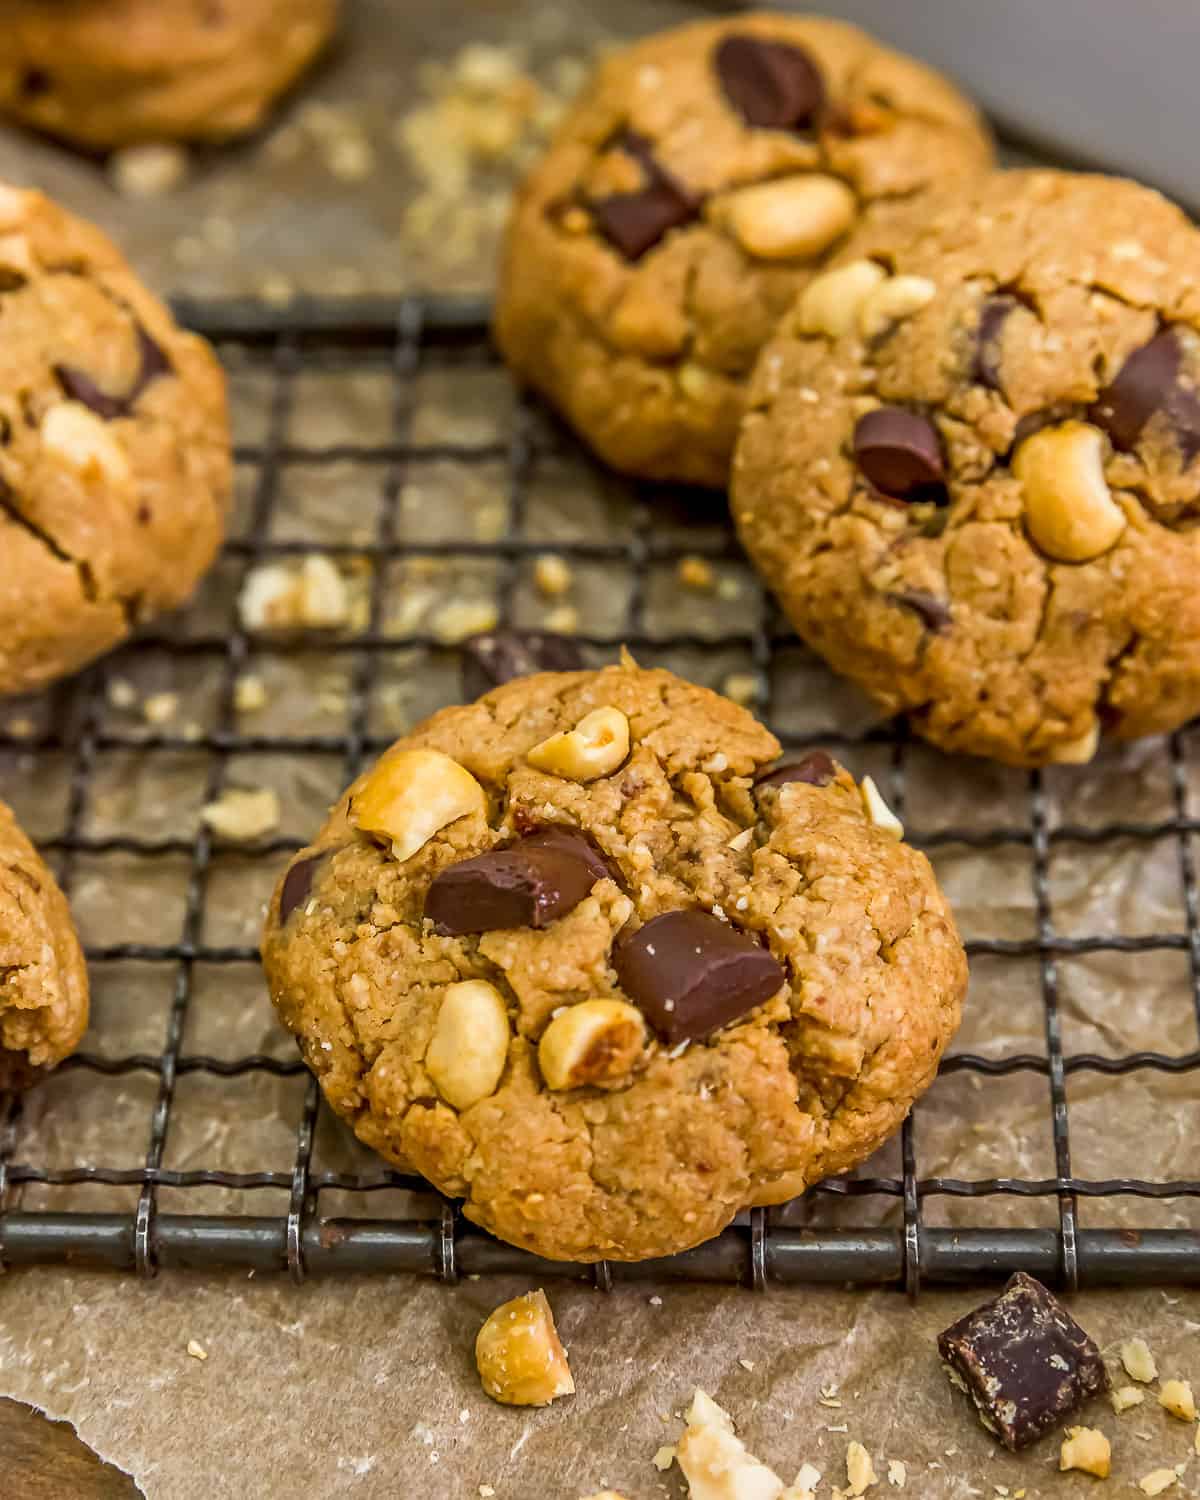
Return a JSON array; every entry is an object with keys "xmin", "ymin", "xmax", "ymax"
[
  {"xmin": 853, "ymin": 407, "xmax": 947, "ymax": 504},
  {"xmin": 614, "ymin": 909, "xmax": 786, "ymax": 1044},
  {"xmin": 424, "ymin": 829, "xmax": 606, "ymax": 935},
  {"xmin": 460, "ymin": 630, "xmax": 584, "ymax": 701},
  {"xmin": 278, "ymin": 851, "xmax": 328, "ymax": 925},
  {"xmin": 1091, "ymin": 327, "xmax": 1200, "ymax": 462},
  {"xmin": 55, "ymin": 321, "xmax": 173, "ymax": 421},
  {"xmin": 889, "ymin": 589, "xmax": 953, "ymax": 632},
  {"xmin": 590, "ymin": 131, "xmax": 699, "ymax": 262},
  {"xmin": 755, "ymin": 750, "xmax": 837, "ymax": 789},
  {"xmin": 972, "ymin": 295, "xmax": 1017, "ymax": 391},
  {"xmin": 714, "ymin": 35, "xmax": 824, "ymax": 131},
  {"xmin": 938, "ymin": 1272, "xmax": 1109, "ymax": 1450},
  {"xmin": 20, "ymin": 69, "xmax": 52, "ymax": 100}
]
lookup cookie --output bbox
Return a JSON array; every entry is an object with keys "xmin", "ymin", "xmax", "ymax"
[
  {"xmin": 0, "ymin": 0, "xmax": 339, "ymax": 149},
  {"xmin": 0, "ymin": 183, "xmax": 230, "ymax": 699},
  {"xmin": 262, "ymin": 662, "xmax": 966, "ymax": 1262},
  {"xmin": 733, "ymin": 169, "xmax": 1200, "ymax": 766},
  {"xmin": 0, "ymin": 799, "xmax": 89, "ymax": 1092},
  {"xmin": 494, "ymin": 12, "xmax": 991, "ymax": 488}
]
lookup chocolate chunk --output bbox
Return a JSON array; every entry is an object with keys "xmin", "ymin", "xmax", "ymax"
[
  {"xmin": 1091, "ymin": 327, "xmax": 1200, "ymax": 462},
  {"xmin": 591, "ymin": 131, "xmax": 699, "ymax": 261},
  {"xmin": 889, "ymin": 589, "xmax": 953, "ymax": 632},
  {"xmin": 755, "ymin": 750, "xmax": 837, "ymax": 789},
  {"xmin": 714, "ymin": 35, "xmax": 824, "ymax": 131},
  {"xmin": 20, "ymin": 68, "xmax": 52, "ymax": 100},
  {"xmin": 614, "ymin": 909, "xmax": 786, "ymax": 1044},
  {"xmin": 521, "ymin": 826, "xmax": 614, "ymax": 887},
  {"xmin": 425, "ymin": 829, "xmax": 606, "ymax": 935},
  {"xmin": 460, "ymin": 631, "xmax": 584, "ymax": 701},
  {"xmin": 938, "ymin": 1272, "xmax": 1109, "ymax": 1451},
  {"xmin": 854, "ymin": 407, "xmax": 947, "ymax": 504},
  {"xmin": 973, "ymin": 295, "xmax": 1017, "ymax": 391},
  {"xmin": 55, "ymin": 321, "xmax": 173, "ymax": 421},
  {"xmin": 278, "ymin": 851, "xmax": 328, "ymax": 925}
]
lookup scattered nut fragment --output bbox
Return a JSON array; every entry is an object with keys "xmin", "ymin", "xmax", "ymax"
[
  {"xmin": 1012, "ymin": 421, "xmax": 1126, "ymax": 563},
  {"xmin": 426, "ymin": 979, "xmax": 510, "ymax": 1110},
  {"xmin": 185, "ymin": 1339, "xmax": 208, "ymax": 1361},
  {"xmin": 845, "ymin": 1441, "xmax": 878, "ymax": 1496},
  {"xmin": 1060, "ymin": 1426, "xmax": 1111, "ymax": 1478},
  {"xmin": 534, "ymin": 554, "xmax": 573, "ymax": 598},
  {"xmin": 676, "ymin": 1388, "xmax": 784, "ymax": 1500},
  {"xmin": 142, "ymin": 691, "xmax": 178, "ymax": 726},
  {"xmin": 201, "ymin": 787, "xmax": 280, "ymax": 843},
  {"xmin": 527, "ymin": 706, "xmax": 630, "ymax": 782},
  {"xmin": 857, "ymin": 276, "xmax": 936, "ymax": 341},
  {"xmin": 432, "ymin": 598, "xmax": 501, "ymax": 645},
  {"xmin": 885, "ymin": 1459, "xmax": 906, "ymax": 1489},
  {"xmin": 652, "ymin": 1445, "xmax": 676, "ymax": 1472},
  {"xmin": 1159, "ymin": 1379, "xmax": 1196, "ymax": 1421},
  {"xmin": 860, "ymin": 776, "xmax": 903, "ymax": 839},
  {"xmin": 722, "ymin": 672, "xmax": 761, "ymax": 707},
  {"xmin": 798, "ymin": 259, "xmax": 887, "ymax": 339},
  {"xmin": 543, "ymin": 604, "xmax": 580, "ymax": 635},
  {"xmin": 239, "ymin": 555, "xmax": 349, "ymax": 632},
  {"xmin": 1137, "ymin": 1470, "xmax": 1178, "ymax": 1497},
  {"xmin": 475, "ymin": 1289, "xmax": 574, "ymax": 1407},
  {"xmin": 538, "ymin": 1000, "xmax": 646, "ymax": 1091},
  {"xmin": 352, "ymin": 748, "xmax": 486, "ymax": 863},
  {"xmin": 678, "ymin": 555, "xmax": 715, "ymax": 592},
  {"xmin": 1122, "ymin": 1338, "xmax": 1159, "ymax": 1384},
  {"xmin": 1111, "ymin": 1385, "xmax": 1146, "ymax": 1414},
  {"xmin": 724, "ymin": 174, "xmax": 856, "ymax": 262},
  {"xmin": 1049, "ymin": 722, "xmax": 1100, "ymax": 766},
  {"xmin": 42, "ymin": 403, "xmax": 131, "ymax": 486},
  {"xmin": 234, "ymin": 675, "xmax": 267, "ymax": 713},
  {"xmin": 109, "ymin": 142, "xmax": 190, "ymax": 199}
]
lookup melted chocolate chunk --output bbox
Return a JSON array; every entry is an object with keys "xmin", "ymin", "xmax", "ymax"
[
  {"xmin": 460, "ymin": 630, "xmax": 584, "ymax": 701},
  {"xmin": 889, "ymin": 589, "xmax": 953, "ymax": 633},
  {"xmin": 614, "ymin": 909, "xmax": 786, "ymax": 1044},
  {"xmin": 590, "ymin": 131, "xmax": 699, "ymax": 262},
  {"xmin": 755, "ymin": 750, "xmax": 837, "ymax": 789},
  {"xmin": 973, "ymin": 295, "xmax": 1017, "ymax": 391},
  {"xmin": 278, "ymin": 851, "xmax": 329, "ymax": 925},
  {"xmin": 55, "ymin": 322, "xmax": 173, "ymax": 421},
  {"xmin": 425, "ymin": 829, "xmax": 607, "ymax": 935},
  {"xmin": 1091, "ymin": 327, "xmax": 1200, "ymax": 462},
  {"xmin": 853, "ymin": 407, "xmax": 947, "ymax": 504},
  {"xmin": 714, "ymin": 35, "xmax": 824, "ymax": 131},
  {"xmin": 938, "ymin": 1272, "xmax": 1109, "ymax": 1451}
]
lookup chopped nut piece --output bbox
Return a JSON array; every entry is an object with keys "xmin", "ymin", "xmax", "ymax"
[
  {"xmin": 886, "ymin": 1459, "xmax": 906, "ymax": 1488},
  {"xmin": 1111, "ymin": 1385, "xmax": 1146, "ymax": 1414},
  {"xmin": 1159, "ymin": 1379, "xmax": 1196, "ymax": 1421},
  {"xmin": 860, "ymin": 776, "xmax": 903, "ymax": 839},
  {"xmin": 109, "ymin": 142, "xmax": 190, "ymax": 198},
  {"xmin": 352, "ymin": 747, "xmax": 486, "ymax": 863},
  {"xmin": 652, "ymin": 1445, "xmax": 676, "ymax": 1471},
  {"xmin": 724, "ymin": 174, "xmax": 856, "ymax": 261},
  {"xmin": 239, "ymin": 556, "xmax": 349, "ymax": 632},
  {"xmin": 527, "ymin": 706, "xmax": 630, "ymax": 782},
  {"xmin": 234, "ymin": 675, "xmax": 267, "ymax": 713},
  {"xmin": 543, "ymin": 604, "xmax": 579, "ymax": 635},
  {"xmin": 1049, "ymin": 722, "xmax": 1100, "ymax": 766},
  {"xmin": 798, "ymin": 259, "xmax": 888, "ymax": 339},
  {"xmin": 857, "ymin": 276, "xmax": 936, "ymax": 341},
  {"xmin": 846, "ymin": 1441, "xmax": 878, "ymax": 1495},
  {"xmin": 538, "ymin": 1000, "xmax": 645, "ymax": 1090},
  {"xmin": 1122, "ymin": 1338, "xmax": 1159, "ymax": 1384},
  {"xmin": 186, "ymin": 1339, "xmax": 208, "ymax": 1361},
  {"xmin": 1137, "ymin": 1470, "xmax": 1178, "ymax": 1497},
  {"xmin": 42, "ymin": 402, "xmax": 131, "ymax": 486},
  {"xmin": 1060, "ymin": 1426, "xmax": 1111, "ymax": 1478},
  {"xmin": 722, "ymin": 672, "xmax": 761, "ymax": 707},
  {"xmin": 142, "ymin": 691, "xmax": 178, "ymax": 725},
  {"xmin": 678, "ymin": 555, "xmax": 716, "ymax": 592},
  {"xmin": 432, "ymin": 598, "xmax": 501, "ymax": 645},
  {"xmin": 676, "ymin": 1388, "xmax": 784, "ymax": 1500},
  {"xmin": 1013, "ymin": 420, "xmax": 1125, "ymax": 563},
  {"xmin": 426, "ymin": 979, "xmax": 511, "ymax": 1110},
  {"xmin": 201, "ymin": 787, "xmax": 280, "ymax": 843},
  {"xmin": 534, "ymin": 554, "xmax": 573, "ymax": 598},
  {"xmin": 475, "ymin": 1289, "xmax": 574, "ymax": 1407}
]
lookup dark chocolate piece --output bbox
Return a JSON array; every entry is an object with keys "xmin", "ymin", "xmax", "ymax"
[
  {"xmin": 521, "ymin": 826, "xmax": 614, "ymax": 887},
  {"xmin": 614, "ymin": 909, "xmax": 786, "ymax": 1044},
  {"xmin": 591, "ymin": 131, "xmax": 699, "ymax": 261},
  {"xmin": 972, "ymin": 295, "xmax": 1017, "ymax": 391},
  {"xmin": 460, "ymin": 631, "xmax": 584, "ymax": 701},
  {"xmin": 278, "ymin": 851, "xmax": 328, "ymax": 925},
  {"xmin": 714, "ymin": 35, "xmax": 824, "ymax": 131},
  {"xmin": 853, "ymin": 407, "xmax": 947, "ymax": 504},
  {"xmin": 1091, "ymin": 327, "xmax": 1200, "ymax": 462},
  {"xmin": 424, "ymin": 829, "xmax": 607, "ymax": 935},
  {"xmin": 889, "ymin": 589, "xmax": 953, "ymax": 633},
  {"xmin": 755, "ymin": 750, "xmax": 837, "ymax": 789},
  {"xmin": 937, "ymin": 1272, "xmax": 1109, "ymax": 1451},
  {"xmin": 55, "ymin": 322, "xmax": 173, "ymax": 421}
]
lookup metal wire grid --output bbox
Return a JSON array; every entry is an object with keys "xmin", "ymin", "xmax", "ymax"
[{"xmin": 0, "ymin": 295, "xmax": 1197, "ymax": 1292}]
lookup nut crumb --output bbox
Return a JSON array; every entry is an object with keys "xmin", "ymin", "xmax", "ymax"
[
  {"xmin": 142, "ymin": 691, "xmax": 178, "ymax": 725},
  {"xmin": 475, "ymin": 1289, "xmax": 574, "ymax": 1407},
  {"xmin": 722, "ymin": 672, "xmax": 761, "ymax": 707},
  {"xmin": 186, "ymin": 1339, "xmax": 208, "ymax": 1361},
  {"xmin": 240, "ymin": 555, "xmax": 349, "ymax": 632},
  {"xmin": 1059, "ymin": 1426, "xmax": 1111, "ymax": 1478},
  {"xmin": 478, "ymin": 1488, "xmax": 495, "ymax": 1498},
  {"xmin": 534, "ymin": 553, "xmax": 573, "ymax": 598},
  {"xmin": 1138, "ymin": 1470, "xmax": 1178, "ymax": 1496},
  {"xmin": 651, "ymin": 1445, "xmax": 675, "ymax": 1471},
  {"xmin": 108, "ymin": 678, "xmax": 137, "ymax": 710},
  {"xmin": 109, "ymin": 142, "xmax": 190, "ymax": 198},
  {"xmin": 1159, "ymin": 1379, "xmax": 1196, "ymax": 1421},
  {"xmin": 6, "ymin": 716, "xmax": 35, "ymax": 740},
  {"xmin": 432, "ymin": 598, "xmax": 500, "ymax": 644},
  {"xmin": 1112, "ymin": 1385, "xmax": 1147, "ymax": 1414},
  {"xmin": 887, "ymin": 1459, "xmax": 906, "ymax": 1488},
  {"xmin": 678, "ymin": 555, "xmax": 715, "ymax": 592},
  {"xmin": 845, "ymin": 1441, "xmax": 877, "ymax": 1496},
  {"xmin": 234, "ymin": 675, "xmax": 267, "ymax": 713},
  {"xmin": 202, "ymin": 787, "xmax": 280, "ymax": 843},
  {"xmin": 1122, "ymin": 1338, "xmax": 1158, "ymax": 1384},
  {"xmin": 543, "ymin": 604, "xmax": 579, "ymax": 635}
]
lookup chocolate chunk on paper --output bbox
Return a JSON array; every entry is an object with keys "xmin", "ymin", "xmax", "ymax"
[
  {"xmin": 755, "ymin": 750, "xmax": 837, "ymax": 789},
  {"xmin": 938, "ymin": 1272, "xmax": 1109, "ymax": 1450},
  {"xmin": 424, "ymin": 829, "xmax": 607, "ymax": 935},
  {"xmin": 460, "ymin": 631, "xmax": 584, "ymax": 701},
  {"xmin": 714, "ymin": 35, "xmax": 824, "ymax": 131},
  {"xmin": 853, "ymin": 407, "xmax": 947, "ymax": 504},
  {"xmin": 614, "ymin": 909, "xmax": 786, "ymax": 1044}
]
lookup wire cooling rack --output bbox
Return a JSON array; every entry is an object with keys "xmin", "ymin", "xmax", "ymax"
[{"xmin": 0, "ymin": 295, "xmax": 1197, "ymax": 1293}]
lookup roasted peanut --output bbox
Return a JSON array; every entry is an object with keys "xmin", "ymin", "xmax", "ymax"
[
  {"xmin": 857, "ymin": 274, "xmax": 936, "ymax": 340},
  {"xmin": 42, "ymin": 402, "xmax": 131, "ymax": 486},
  {"xmin": 1060, "ymin": 1427, "xmax": 1111, "ymax": 1478},
  {"xmin": 527, "ymin": 706, "xmax": 630, "ymax": 782},
  {"xmin": 798, "ymin": 258, "xmax": 887, "ymax": 338},
  {"xmin": 352, "ymin": 747, "xmax": 486, "ymax": 863},
  {"xmin": 475, "ymin": 1289, "xmax": 575, "ymax": 1407},
  {"xmin": 538, "ymin": 1000, "xmax": 646, "ymax": 1090},
  {"xmin": 425, "ymin": 979, "xmax": 510, "ymax": 1111},
  {"xmin": 1013, "ymin": 420, "xmax": 1126, "ymax": 562},
  {"xmin": 860, "ymin": 775, "xmax": 903, "ymax": 839},
  {"xmin": 1159, "ymin": 1378, "xmax": 1196, "ymax": 1421},
  {"xmin": 725, "ymin": 174, "xmax": 856, "ymax": 262}
]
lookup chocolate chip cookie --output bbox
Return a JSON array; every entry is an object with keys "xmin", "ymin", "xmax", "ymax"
[
  {"xmin": 262, "ymin": 662, "xmax": 966, "ymax": 1262},
  {"xmin": 494, "ymin": 13, "xmax": 991, "ymax": 488},
  {"xmin": 0, "ymin": 183, "xmax": 230, "ymax": 698},
  {"xmin": 0, "ymin": 0, "xmax": 339, "ymax": 149},
  {"xmin": 733, "ymin": 169, "xmax": 1200, "ymax": 766},
  {"xmin": 0, "ymin": 799, "xmax": 88, "ymax": 1092}
]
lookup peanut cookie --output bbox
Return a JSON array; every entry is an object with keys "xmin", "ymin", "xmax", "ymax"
[
  {"xmin": 734, "ymin": 169, "xmax": 1200, "ymax": 766},
  {"xmin": 262, "ymin": 662, "xmax": 966, "ymax": 1262},
  {"xmin": 494, "ymin": 12, "xmax": 991, "ymax": 488},
  {"xmin": 0, "ymin": 183, "xmax": 230, "ymax": 698},
  {"xmin": 0, "ymin": 799, "xmax": 88, "ymax": 1092},
  {"xmin": 0, "ymin": 0, "xmax": 338, "ymax": 150}
]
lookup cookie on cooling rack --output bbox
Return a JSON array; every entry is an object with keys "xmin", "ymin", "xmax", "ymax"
[
  {"xmin": 494, "ymin": 11, "xmax": 991, "ymax": 488},
  {"xmin": 0, "ymin": 0, "xmax": 339, "ymax": 149},
  {"xmin": 0, "ymin": 798, "xmax": 88, "ymax": 1092},
  {"xmin": 0, "ymin": 182, "xmax": 230, "ymax": 699},
  {"xmin": 733, "ymin": 169, "xmax": 1200, "ymax": 767},
  {"xmin": 261, "ymin": 660, "xmax": 966, "ymax": 1262}
]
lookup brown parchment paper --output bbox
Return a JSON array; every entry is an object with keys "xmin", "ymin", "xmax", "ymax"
[{"xmin": 0, "ymin": 1, "xmax": 1198, "ymax": 1496}]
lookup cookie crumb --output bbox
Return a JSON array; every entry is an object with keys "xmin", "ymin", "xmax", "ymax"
[
  {"xmin": 1122, "ymin": 1339, "xmax": 1158, "ymax": 1384},
  {"xmin": 1112, "ymin": 1385, "xmax": 1146, "ymax": 1414},
  {"xmin": 109, "ymin": 142, "xmax": 190, "ymax": 198},
  {"xmin": 1159, "ymin": 1380, "xmax": 1196, "ymax": 1421},
  {"xmin": 1059, "ymin": 1426, "xmax": 1111, "ymax": 1478},
  {"xmin": 108, "ymin": 678, "xmax": 137, "ymax": 710},
  {"xmin": 844, "ymin": 1441, "xmax": 877, "ymax": 1495},
  {"xmin": 739, "ymin": 1359, "xmax": 755, "ymax": 1372},
  {"xmin": 478, "ymin": 1487, "xmax": 495, "ymax": 1498},
  {"xmin": 202, "ymin": 787, "xmax": 280, "ymax": 843},
  {"xmin": 186, "ymin": 1339, "xmax": 208, "ymax": 1361},
  {"xmin": 677, "ymin": 555, "xmax": 715, "ymax": 592},
  {"xmin": 5, "ymin": 716, "xmax": 35, "ymax": 740},
  {"xmin": 534, "ymin": 554, "xmax": 573, "ymax": 598}
]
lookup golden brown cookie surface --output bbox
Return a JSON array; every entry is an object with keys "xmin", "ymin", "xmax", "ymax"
[
  {"xmin": 0, "ymin": 183, "xmax": 230, "ymax": 698},
  {"xmin": 0, "ymin": 799, "xmax": 88, "ymax": 1092},
  {"xmin": 495, "ymin": 12, "xmax": 991, "ymax": 487},
  {"xmin": 262, "ymin": 664, "xmax": 966, "ymax": 1262},
  {"xmin": 733, "ymin": 170, "xmax": 1200, "ymax": 766},
  {"xmin": 0, "ymin": 0, "xmax": 339, "ymax": 148}
]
